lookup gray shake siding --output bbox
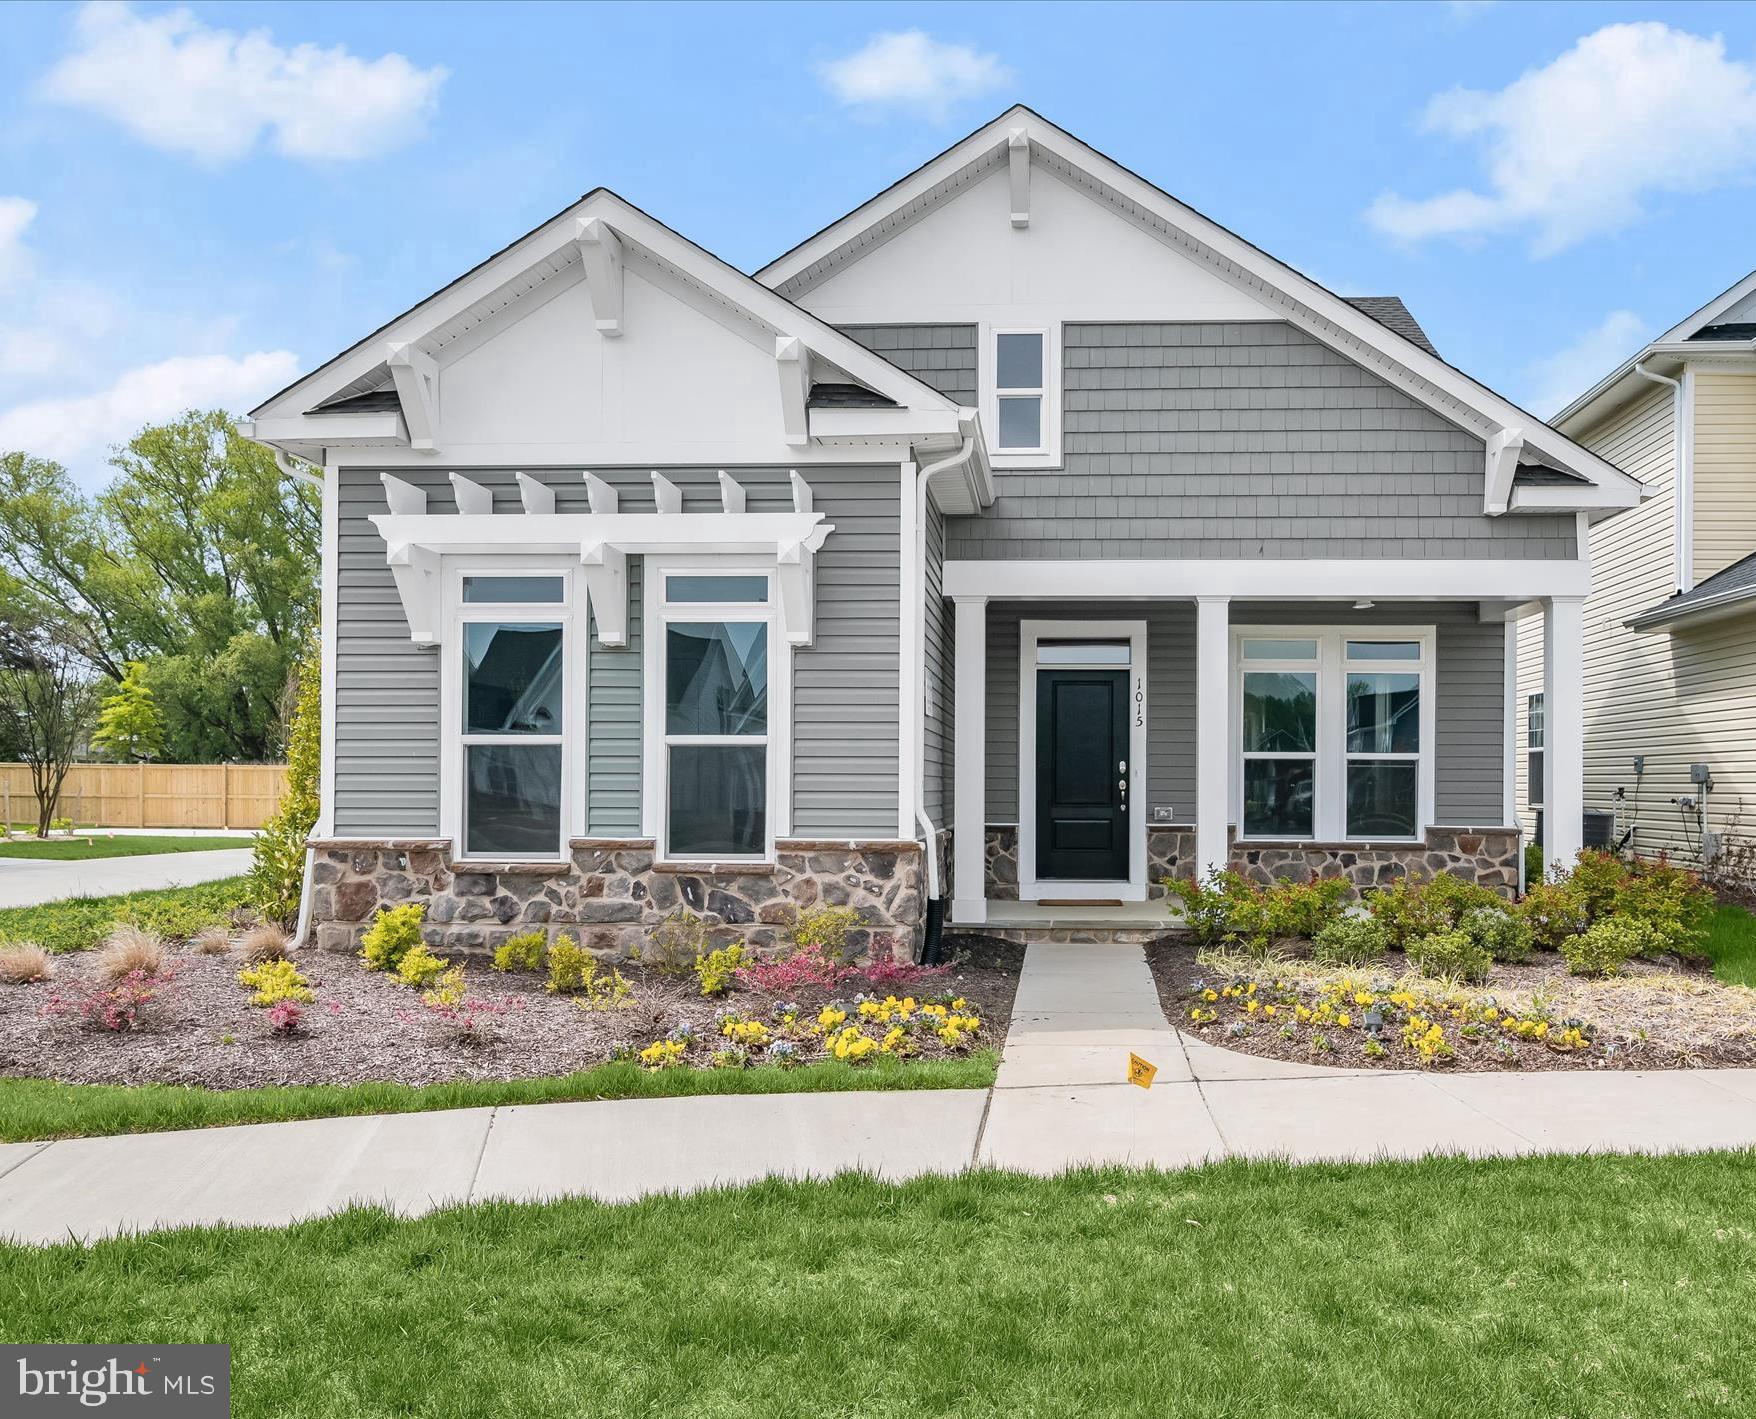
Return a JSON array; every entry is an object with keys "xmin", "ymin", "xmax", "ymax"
[
  {"xmin": 331, "ymin": 464, "xmax": 899, "ymax": 841},
  {"xmin": 982, "ymin": 600, "xmax": 1507, "ymax": 831},
  {"xmin": 837, "ymin": 324, "xmax": 976, "ymax": 405},
  {"xmin": 947, "ymin": 322, "xmax": 1576, "ymax": 561}
]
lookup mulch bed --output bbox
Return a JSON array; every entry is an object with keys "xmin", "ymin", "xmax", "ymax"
[
  {"xmin": 0, "ymin": 938, "xmax": 1023, "ymax": 1090},
  {"xmin": 1148, "ymin": 935, "xmax": 1756, "ymax": 1073}
]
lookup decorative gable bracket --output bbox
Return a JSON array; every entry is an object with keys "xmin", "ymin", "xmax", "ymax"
[
  {"xmin": 369, "ymin": 472, "xmax": 834, "ymax": 651},
  {"xmin": 1484, "ymin": 426, "xmax": 1525, "ymax": 517}
]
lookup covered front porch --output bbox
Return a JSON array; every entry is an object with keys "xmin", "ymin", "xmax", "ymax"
[{"xmin": 942, "ymin": 567, "xmax": 1586, "ymax": 930}]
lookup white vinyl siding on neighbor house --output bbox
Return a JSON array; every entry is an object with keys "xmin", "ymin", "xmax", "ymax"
[
  {"xmin": 1519, "ymin": 377, "xmax": 1756, "ymax": 865},
  {"xmin": 1692, "ymin": 371, "xmax": 1756, "ymax": 582}
]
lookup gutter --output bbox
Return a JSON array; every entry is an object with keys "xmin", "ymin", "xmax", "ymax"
[{"xmin": 1625, "ymin": 584, "xmax": 1756, "ymax": 633}]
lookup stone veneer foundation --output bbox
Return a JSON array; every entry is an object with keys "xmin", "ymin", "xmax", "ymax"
[
  {"xmin": 981, "ymin": 825, "xmax": 1519, "ymax": 900},
  {"xmin": 307, "ymin": 839, "xmax": 924, "ymax": 959}
]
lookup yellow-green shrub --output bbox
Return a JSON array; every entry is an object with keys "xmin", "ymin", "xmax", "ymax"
[
  {"xmin": 237, "ymin": 958, "xmax": 315, "ymax": 1007},
  {"xmin": 546, "ymin": 933, "xmax": 593, "ymax": 993},
  {"xmin": 1312, "ymin": 914, "xmax": 1389, "ymax": 966},
  {"xmin": 492, "ymin": 929, "xmax": 547, "ymax": 973},
  {"xmin": 695, "ymin": 942, "xmax": 745, "ymax": 996},
  {"xmin": 1520, "ymin": 880, "xmax": 1589, "ymax": 951},
  {"xmin": 360, "ymin": 903, "xmax": 425, "ymax": 973},
  {"xmin": 393, "ymin": 943, "xmax": 451, "ymax": 988},
  {"xmin": 1563, "ymin": 917, "xmax": 1659, "ymax": 978},
  {"xmin": 792, "ymin": 906, "xmax": 861, "ymax": 961},
  {"xmin": 637, "ymin": 908, "xmax": 707, "ymax": 974}
]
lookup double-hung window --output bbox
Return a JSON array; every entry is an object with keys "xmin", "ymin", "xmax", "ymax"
[
  {"xmin": 458, "ymin": 574, "xmax": 569, "ymax": 858},
  {"xmin": 1237, "ymin": 629, "xmax": 1432, "ymax": 842},
  {"xmin": 657, "ymin": 572, "xmax": 773, "ymax": 860},
  {"xmin": 985, "ymin": 327, "xmax": 1059, "ymax": 465}
]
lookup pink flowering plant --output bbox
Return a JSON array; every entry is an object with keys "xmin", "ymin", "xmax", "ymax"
[
  {"xmin": 41, "ymin": 965, "xmax": 179, "ymax": 1033},
  {"xmin": 267, "ymin": 1000, "xmax": 305, "ymax": 1036}
]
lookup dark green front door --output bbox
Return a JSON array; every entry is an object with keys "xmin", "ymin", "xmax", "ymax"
[{"xmin": 1035, "ymin": 668, "xmax": 1130, "ymax": 882}]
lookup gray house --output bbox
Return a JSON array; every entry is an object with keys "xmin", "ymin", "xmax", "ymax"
[{"xmin": 244, "ymin": 108, "xmax": 1643, "ymax": 956}]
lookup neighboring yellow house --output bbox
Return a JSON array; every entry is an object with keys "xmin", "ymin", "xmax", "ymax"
[{"xmin": 1517, "ymin": 271, "xmax": 1756, "ymax": 872}]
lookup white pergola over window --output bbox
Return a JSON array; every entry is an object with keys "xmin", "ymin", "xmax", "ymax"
[{"xmin": 369, "ymin": 469, "xmax": 833, "ymax": 650}]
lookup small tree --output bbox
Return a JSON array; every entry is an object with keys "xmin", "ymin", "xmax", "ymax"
[
  {"xmin": 250, "ymin": 640, "xmax": 321, "ymax": 924},
  {"xmin": 0, "ymin": 618, "xmax": 100, "ymax": 836},
  {"xmin": 91, "ymin": 660, "xmax": 165, "ymax": 762}
]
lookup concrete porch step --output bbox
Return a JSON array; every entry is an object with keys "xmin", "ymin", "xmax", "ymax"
[{"xmin": 946, "ymin": 900, "xmax": 1186, "ymax": 944}]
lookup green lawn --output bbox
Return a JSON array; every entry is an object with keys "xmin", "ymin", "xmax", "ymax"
[
  {"xmin": 0, "ymin": 1052, "xmax": 998, "ymax": 1142},
  {"xmin": 5, "ymin": 1152, "xmax": 1755, "ymax": 1416},
  {"xmin": 0, "ymin": 833, "xmax": 244, "ymax": 862},
  {"xmin": 1703, "ymin": 903, "xmax": 1756, "ymax": 987},
  {"xmin": 0, "ymin": 875, "xmax": 252, "ymax": 952}
]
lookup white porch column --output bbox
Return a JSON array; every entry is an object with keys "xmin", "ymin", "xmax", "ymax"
[
  {"xmin": 1195, "ymin": 596, "xmax": 1231, "ymax": 879},
  {"xmin": 952, "ymin": 596, "xmax": 989, "ymax": 923},
  {"xmin": 1542, "ymin": 595, "xmax": 1585, "ymax": 873}
]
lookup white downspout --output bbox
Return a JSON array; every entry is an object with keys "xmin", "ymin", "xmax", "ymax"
[
  {"xmin": 1633, "ymin": 361, "xmax": 1687, "ymax": 593},
  {"xmin": 274, "ymin": 445, "xmax": 324, "ymax": 944},
  {"xmin": 910, "ymin": 430, "xmax": 978, "ymax": 902}
]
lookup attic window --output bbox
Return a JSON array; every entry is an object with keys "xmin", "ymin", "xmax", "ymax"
[{"xmin": 984, "ymin": 326, "xmax": 1059, "ymax": 468}]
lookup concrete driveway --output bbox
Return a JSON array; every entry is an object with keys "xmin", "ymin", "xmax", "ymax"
[{"xmin": 0, "ymin": 847, "xmax": 253, "ymax": 909}]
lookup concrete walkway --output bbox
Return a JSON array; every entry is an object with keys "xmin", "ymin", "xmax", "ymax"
[
  {"xmin": 0, "ymin": 848, "xmax": 253, "ymax": 909},
  {"xmin": 6, "ymin": 939, "xmax": 1756, "ymax": 1244}
]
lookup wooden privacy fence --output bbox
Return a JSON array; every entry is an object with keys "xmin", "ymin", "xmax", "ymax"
[{"xmin": 0, "ymin": 763, "xmax": 289, "ymax": 831}]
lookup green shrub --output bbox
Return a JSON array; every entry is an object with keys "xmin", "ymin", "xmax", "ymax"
[
  {"xmin": 1312, "ymin": 914, "xmax": 1389, "ymax": 966},
  {"xmin": 1461, "ymin": 905, "xmax": 1534, "ymax": 964},
  {"xmin": 360, "ymin": 903, "xmax": 425, "ymax": 973},
  {"xmin": 1165, "ymin": 873, "xmax": 1234, "ymax": 946},
  {"xmin": 1265, "ymin": 876, "xmax": 1350, "ymax": 940},
  {"xmin": 544, "ymin": 934, "xmax": 633, "ymax": 1008},
  {"xmin": 392, "ymin": 943, "xmax": 451, "ymax": 988},
  {"xmin": 237, "ymin": 958, "xmax": 315, "ymax": 1007},
  {"xmin": 695, "ymin": 942, "xmax": 746, "ymax": 996},
  {"xmin": 1519, "ymin": 880, "xmax": 1589, "ymax": 951},
  {"xmin": 546, "ymin": 934, "xmax": 595, "ymax": 993},
  {"xmin": 637, "ymin": 908, "xmax": 707, "ymax": 975},
  {"xmin": 492, "ymin": 930, "xmax": 547, "ymax": 973},
  {"xmin": 250, "ymin": 639, "xmax": 320, "ymax": 925},
  {"xmin": 118, "ymin": 877, "xmax": 252, "ymax": 942},
  {"xmin": 1523, "ymin": 842, "xmax": 1543, "ymax": 888},
  {"xmin": 792, "ymin": 906, "xmax": 863, "ymax": 961},
  {"xmin": 1614, "ymin": 859, "xmax": 1714, "ymax": 957},
  {"xmin": 1368, "ymin": 873, "xmax": 1502, "ymax": 949},
  {"xmin": 1407, "ymin": 929, "xmax": 1493, "ymax": 983},
  {"xmin": 1566, "ymin": 850, "xmax": 1631, "ymax": 920},
  {"xmin": 1563, "ymin": 917, "xmax": 1660, "ymax": 978}
]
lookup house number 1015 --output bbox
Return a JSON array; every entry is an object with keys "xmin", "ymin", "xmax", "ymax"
[{"xmin": 1135, "ymin": 676, "xmax": 1144, "ymax": 727}]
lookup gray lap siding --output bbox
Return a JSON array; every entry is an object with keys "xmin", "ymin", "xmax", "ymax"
[{"xmin": 330, "ymin": 464, "xmax": 900, "ymax": 842}]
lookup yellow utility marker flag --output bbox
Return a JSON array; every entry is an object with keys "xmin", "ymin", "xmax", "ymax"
[{"xmin": 1127, "ymin": 1053, "xmax": 1157, "ymax": 1089}]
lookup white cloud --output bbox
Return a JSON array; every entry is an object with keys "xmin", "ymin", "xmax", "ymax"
[
  {"xmin": 0, "ymin": 197, "xmax": 38, "ymax": 285},
  {"xmin": 1368, "ymin": 23, "xmax": 1756, "ymax": 254},
  {"xmin": 1524, "ymin": 310, "xmax": 1650, "ymax": 416},
  {"xmin": 818, "ymin": 30, "xmax": 1010, "ymax": 119},
  {"xmin": 41, "ymin": 1, "xmax": 446, "ymax": 164},
  {"xmin": 0, "ymin": 350, "xmax": 300, "ymax": 463}
]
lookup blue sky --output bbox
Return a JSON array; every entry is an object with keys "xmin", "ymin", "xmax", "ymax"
[{"xmin": 3, "ymin": 0, "xmax": 1755, "ymax": 486}]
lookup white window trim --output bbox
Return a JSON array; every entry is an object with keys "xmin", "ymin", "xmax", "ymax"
[
  {"xmin": 1229, "ymin": 625, "xmax": 1436, "ymax": 844},
  {"xmin": 1017, "ymin": 618, "xmax": 1147, "ymax": 902},
  {"xmin": 641, "ymin": 555, "xmax": 793, "ymax": 865},
  {"xmin": 982, "ymin": 322, "xmax": 1061, "ymax": 469},
  {"xmin": 440, "ymin": 556, "xmax": 583, "ymax": 863}
]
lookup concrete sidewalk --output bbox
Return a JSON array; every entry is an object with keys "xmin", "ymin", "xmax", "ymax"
[
  {"xmin": 6, "ymin": 940, "xmax": 1756, "ymax": 1244},
  {"xmin": 0, "ymin": 848, "xmax": 253, "ymax": 909}
]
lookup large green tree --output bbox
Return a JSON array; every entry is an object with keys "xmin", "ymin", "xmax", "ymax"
[{"xmin": 0, "ymin": 410, "xmax": 319, "ymax": 762}]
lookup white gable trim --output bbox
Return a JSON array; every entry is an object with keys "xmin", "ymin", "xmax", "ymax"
[
  {"xmin": 247, "ymin": 191, "xmax": 974, "ymax": 470},
  {"xmin": 758, "ymin": 107, "xmax": 1641, "ymax": 515}
]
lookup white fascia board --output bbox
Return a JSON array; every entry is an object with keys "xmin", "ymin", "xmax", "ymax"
[
  {"xmin": 371, "ymin": 511, "xmax": 829, "ymax": 556},
  {"xmin": 1506, "ymin": 480, "xmax": 1650, "ymax": 513},
  {"xmin": 808, "ymin": 406, "xmax": 962, "ymax": 442},
  {"xmin": 1653, "ymin": 267, "xmax": 1756, "ymax": 346},
  {"xmin": 759, "ymin": 107, "xmax": 1640, "ymax": 505},
  {"xmin": 246, "ymin": 413, "xmax": 406, "ymax": 446},
  {"xmin": 942, "ymin": 558, "xmax": 1592, "ymax": 602}
]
